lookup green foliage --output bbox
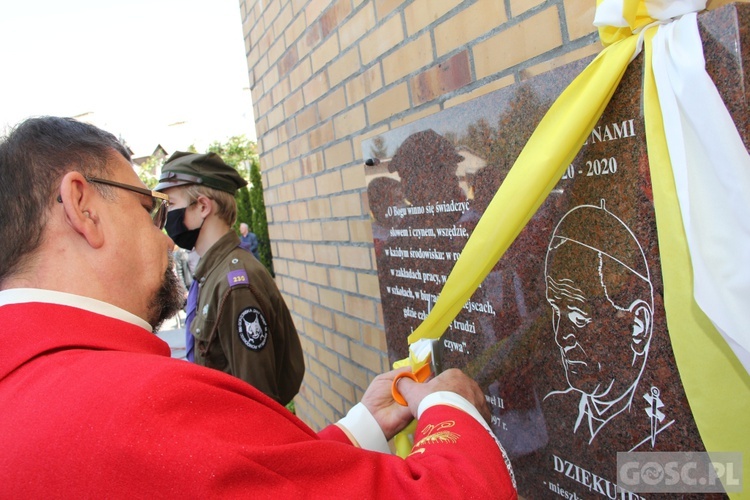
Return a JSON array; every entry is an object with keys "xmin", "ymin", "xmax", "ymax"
[
  {"xmin": 207, "ymin": 135, "xmax": 257, "ymax": 179},
  {"xmin": 249, "ymin": 157, "xmax": 274, "ymax": 276},
  {"xmin": 455, "ymin": 85, "xmax": 545, "ymax": 179},
  {"xmin": 235, "ymin": 186, "xmax": 253, "ymax": 236},
  {"xmin": 205, "ymin": 135, "xmax": 256, "ymax": 236},
  {"xmin": 135, "ymin": 156, "xmax": 163, "ymax": 190},
  {"xmin": 462, "ymin": 119, "xmax": 497, "ymax": 160}
]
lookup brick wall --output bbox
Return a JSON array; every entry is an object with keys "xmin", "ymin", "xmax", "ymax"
[{"xmin": 237, "ymin": 0, "xmax": 605, "ymax": 430}]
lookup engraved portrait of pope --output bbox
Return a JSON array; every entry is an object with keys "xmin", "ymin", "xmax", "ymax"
[{"xmin": 543, "ymin": 200, "xmax": 654, "ymax": 444}]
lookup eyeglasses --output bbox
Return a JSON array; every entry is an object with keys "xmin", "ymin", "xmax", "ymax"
[{"xmin": 86, "ymin": 177, "xmax": 169, "ymax": 230}]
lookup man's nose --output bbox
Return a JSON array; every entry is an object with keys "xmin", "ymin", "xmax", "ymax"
[{"xmin": 556, "ymin": 324, "xmax": 578, "ymax": 348}]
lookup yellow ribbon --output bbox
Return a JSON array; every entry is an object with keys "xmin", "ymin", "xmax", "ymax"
[
  {"xmin": 596, "ymin": 0, "xmax": 654, "ymax": 46},
  {"xmin": 406, "ymin": 35, "xmax": 638, "ymax": 345},
  {"xmin": 392, "ymin": 28, "xmax": 638, "ymax": 460},
  {"xmin": 642, "ymin": 28, "xmax": 749, "ymax": 499}
]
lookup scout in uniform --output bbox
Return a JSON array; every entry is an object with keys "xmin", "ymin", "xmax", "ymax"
[{"xmin": 156, "ymin": 152, "xmax": 304, "ymax": 405}]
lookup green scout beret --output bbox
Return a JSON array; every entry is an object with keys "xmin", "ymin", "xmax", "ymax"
[{"xmin": 155, "ymin": 151, "xmax": 248, "ymax": 194}]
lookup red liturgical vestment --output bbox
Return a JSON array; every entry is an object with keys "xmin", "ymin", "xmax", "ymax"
[{"xmin": 0, "ymin": 297, "xmax": 515, "ymax": 498}]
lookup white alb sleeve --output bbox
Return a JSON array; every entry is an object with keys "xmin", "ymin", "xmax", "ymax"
[{"xmin": 335, "ymin": 402, "xmax": 391, "ymax": 454}]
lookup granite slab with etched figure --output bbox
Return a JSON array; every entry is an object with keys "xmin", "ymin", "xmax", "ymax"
[{"xmin": 361, "ymin": 4, "xmax": 749, "ymax": 498}]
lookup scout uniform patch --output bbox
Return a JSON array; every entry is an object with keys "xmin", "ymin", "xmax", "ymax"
[
  {"xmin": 237, "ymin": 307, "xmax": 268, "ymax": 351},
  {"xmin": 226, "ymin": 268, "xmax": 248, "ymax": 287}
]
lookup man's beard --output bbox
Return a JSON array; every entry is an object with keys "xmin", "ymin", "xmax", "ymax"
[{"xmin": 148, "ymin": 253, "xmax": 187, "ymax": 332}]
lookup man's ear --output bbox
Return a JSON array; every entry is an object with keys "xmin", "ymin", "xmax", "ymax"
[
  {"xmin": 628, "ymin": 299, "xmax": 652, "ymax": 355},
  {"xmin": 58, "ymin": 172, "xmax": 105, "ymax": 249}
]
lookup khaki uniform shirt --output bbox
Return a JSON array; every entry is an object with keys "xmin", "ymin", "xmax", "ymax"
[{"xmin": 190, "ymin": 231, "xmax": 304, "ymax": 405}]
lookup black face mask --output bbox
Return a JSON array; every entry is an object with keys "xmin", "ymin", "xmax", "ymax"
[{"xmin": 165, "ymin": 207, "xmax": 202, "ymax": 250}]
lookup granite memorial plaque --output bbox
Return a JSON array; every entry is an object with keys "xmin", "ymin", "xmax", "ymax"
[{"xmin": 361, "ymin": 5, "xmax": 749, "ymax": 498}]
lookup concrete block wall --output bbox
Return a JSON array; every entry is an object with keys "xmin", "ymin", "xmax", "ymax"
[{"xmin": 237, "ymin": 0, "xmax": 605, "ymax": 430}]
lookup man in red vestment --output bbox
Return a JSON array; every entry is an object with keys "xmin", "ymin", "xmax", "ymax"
[{"xmin": 0, "ymin": 116, "xmax": 517, "ymax": 498}]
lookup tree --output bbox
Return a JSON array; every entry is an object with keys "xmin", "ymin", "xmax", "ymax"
[
  {"xmin": 460, "ymin": 118, "xmax": 497, "ymax": 164},
  {"xmin": 207, "ymin": 135, "xmax": 256, "ymax": 180},
  {"xmin": 249, "ymin": 157, "xmax": 274, "ymax": 275},
  {"xmin": 235, "ymin": 185, "xmax": 253, "ymax": 239},
  {"xmin": 135, "ymin": 155, "xmax": 162, "ymax": 190},
  {"xmin": 493, "ymin": 85, "xmax": 545, "ymax": 177},
  {"xmin": 205, "ymin": 135, "xmax": 273, "ymax": 274},
  {"xmin": 206, "ymin": 135, "xmax": 256, "ymax": 233}
]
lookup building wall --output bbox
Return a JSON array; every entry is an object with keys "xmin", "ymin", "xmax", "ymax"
[{"xmin": 238, "ymin": 0, "xmax": 613, "ymax": 430}]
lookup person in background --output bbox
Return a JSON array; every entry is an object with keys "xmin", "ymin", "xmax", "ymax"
[
  {"xmin": 239, "ymin": 221, "xmax": 261, "ymax": 260},
  {"xmin": 173, "ymin": 244, "xmax": 193, "ymax": 293},
  {"xmin": 155, "ymin": 151, "xmax": 303, "ymax": 405},
  {"xmin": 170, "ymin": 244, "xmax": 193, "ymax": 329},
  {"xmin": 0, "ymin": 115, "xmax": 516, "ymax": 498}
]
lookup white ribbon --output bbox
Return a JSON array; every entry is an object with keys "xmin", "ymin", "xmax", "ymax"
[
  {"xmin": 593, "ymin": 0, "xmax": 704, "ymax": 28},
  {"xmin": 647, "ymin": 0, "xmax": 705, "ymax": 20},
  {"xmin": 652, "ymin": 12, "xmax": 750, "ymax": 373},
  {"xmin": 592, "ymin": 0, "xmax": 750, "ymax": 373}
]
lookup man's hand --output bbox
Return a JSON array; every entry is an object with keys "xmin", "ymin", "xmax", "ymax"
[
  {"xmin": 395, "ymin": 368, "xmax": 491, "ymax": 423},
  {"xmin": 360, "ymin": 367, "xmax": 415, "ymax": 441}
]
